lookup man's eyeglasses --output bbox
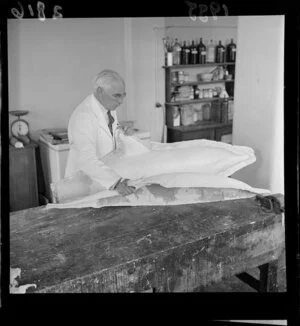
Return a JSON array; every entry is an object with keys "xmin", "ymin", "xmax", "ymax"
[{"xmin": 105, "ymin": 90, "xmax": 126, "ymax": 102}]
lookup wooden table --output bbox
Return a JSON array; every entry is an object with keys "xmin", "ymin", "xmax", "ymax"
[{"xmin": 10, "ymin": 194, "xmax": 285, "ymax": 293}]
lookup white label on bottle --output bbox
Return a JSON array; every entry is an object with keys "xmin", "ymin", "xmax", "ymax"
[
  {"xmin": 232, "ymin": 48, "xmax": 236, "ymax": 52},
  {"xmin": 192, "ymin": 50, "xmax": 197, "ymax": 54},
  {"xmin": 186, "ymin": 49, "xmax": 190, "ymax": 53},
  {"xmin": 201, "ymin": 51, "xmax": 206, "ymax": 55},
  {"xmin": 220, "ymin": 48, "xmax": 224, "ymax": 52}
]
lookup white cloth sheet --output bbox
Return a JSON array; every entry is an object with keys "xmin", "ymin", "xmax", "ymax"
[{"xmin": 48, "ymin": 134, "xmax": 269, "ymax": 209}]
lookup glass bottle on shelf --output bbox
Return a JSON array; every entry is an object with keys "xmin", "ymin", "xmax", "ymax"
[
  {"xmin": 218, "ymin": 66, "xmax": 224, "ymax": 80},
  {"xmin": 198, "ymin": 38, "xmax": 206, "ymax": 64},
  {"xmin": 172, "ymin": 38, "xmax": 182, "ymax": 65},
  {"xmin": 216, "ymin": 40, "xmax": 225, "ymax": 63},
  {"xmin": 181, "ymin": 41, "xmax": 188, "ymax": 65},
  {"xmin": 226, "ymin": 38, "xmax": 236, "ymax": 62},
  {"xmin": 194, "ymin": 86, "xmax": 199, "ymax": 99},
  {"xmin": 207, "ymin": 40, "xmax": 215, "ymax": 63},
  {"xmin": 221, "ymin": 99, "xmax": 229, "ymax": 123},
  {"xmin": 190, "ymin": 40, "xmax": 198, "ymax": 64},
  {"xmin": 185, "ymin": 40, "xmax": 191, "ymax": 64}
]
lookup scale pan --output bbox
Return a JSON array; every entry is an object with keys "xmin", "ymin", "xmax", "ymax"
[{"xmin": 9, "ymin": 110, "xmax": 29, "ymax": 117}]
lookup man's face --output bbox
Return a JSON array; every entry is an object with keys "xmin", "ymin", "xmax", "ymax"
[{"xmin": 97, "ymin": 80, "xmax": 126, "ymax": 111}]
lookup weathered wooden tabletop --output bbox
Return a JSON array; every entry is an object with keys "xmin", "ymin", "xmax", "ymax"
[{"xmin": 10, "ymin": 194, "xmax": 285, "ymax": 293}]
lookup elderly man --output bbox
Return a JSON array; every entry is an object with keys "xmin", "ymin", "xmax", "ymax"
[{"xmin": 65, "ymin": 69, "xmax": 136, "ymax": 196}]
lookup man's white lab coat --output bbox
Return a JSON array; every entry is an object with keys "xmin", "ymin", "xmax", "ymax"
[{"xmin": 65, "ymin": 94, "xmax": 121, "ymax": 189}]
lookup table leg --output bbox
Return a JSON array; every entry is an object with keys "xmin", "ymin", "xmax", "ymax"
[
  {"xmin": 235, "ymin": 260, "xmax": 279, "ymax": 292},
  {"xmin": 259, "ymin": 260, "xmax": 279, "ymax": 292}
]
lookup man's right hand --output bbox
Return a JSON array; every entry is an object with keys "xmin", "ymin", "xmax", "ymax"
[{"xmin": 114, "ymin": 179, "xmax": 136, "ymax": 196}]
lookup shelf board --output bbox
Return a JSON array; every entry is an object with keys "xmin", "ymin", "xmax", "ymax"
[
  {"xmin": 166, "ymin": 97, "xmax": 234, "ymax": 105},
  {"xmin": 172, "ymin": 80, "xmax": 234, "ymax": 86},
  {"xmin": 168, "ymin": 122, "xmax": 233, "ymax": 132},
  {"xmin": 163, "ymin": 63, "xmax": 235, "ymax": 69}
]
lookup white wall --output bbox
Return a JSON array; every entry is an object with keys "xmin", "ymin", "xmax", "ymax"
[
  {"xmin": 232, "ymin": 16, "xmax": 284, "ymax": 194},
  {"xmin": 7, "ymin": 17, "xmax": 167, "ymax": 141},
  {"xmin": 7, "ymin": 18, "xmax": 127, "ymax": 137}
]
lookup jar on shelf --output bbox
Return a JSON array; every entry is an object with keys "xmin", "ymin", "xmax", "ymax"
[
  {"xmin": 202, "ymin": 103, "xmax": 211, "ymax": 121},
  {"xmin": 193, "ymin": 109, "xmax": 198, "ymax": 122},
  {"xmin": 178, "ymin": 71, "xmax": 184, "ymax": 84},
  {"xmin": 171, "ymin": 72, "xmax": 178, "ymax": 83},
  {"xmin": 193, "ymin": 104, "xmax": 203, "ymax": 122},
  {"xmin": 172, "ymin": 106, "xmax": 181, "ymax": 126},
  {"xmin": 184, "ymin": 73, "xmax": 189, "ymax": 83},
  {"xmin": 199, "ymin": 89, "xmax": 203, "ymax": 99},
  {"xmin": 180, "ymin": 105, "xmax": 194, "ymax": 126},
  {"xmin": 189, "ymin": 86, "xmax": 194, "ymax": 99},
  {"xmin": 215, "ymin": 86, "xmax": 222, "ymax": 97},
  {"xmin": 197, "ymin": 106, "xmax": 203, "ymax": 121}
]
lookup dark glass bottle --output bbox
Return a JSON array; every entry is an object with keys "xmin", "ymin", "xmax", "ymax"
[
  {"xmin": 185, "ymin": 40, "xmax": 191, "ymax": 64},
  {"xmin": 226, "ymin": 38, "xmax": 236, "ymax": 62},
  {"xmin": 181, "ymin": 41, "xmax": 188, "ymax": 65},
  {"xmin": 198, "ymin": 38, "xmax": 206, "ymax": 64},
  {"xmin": 190, "ymin": 40, "xmax": 198, "ymax": 64},
  {"xmin": 216, "ymin": 40, "xmax": 225, "ymax": 63}
]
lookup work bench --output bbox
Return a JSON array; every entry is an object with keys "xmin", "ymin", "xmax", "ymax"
[{"xmin": 10, "ymin": 194, "xmax": 285, "ymax": 293}]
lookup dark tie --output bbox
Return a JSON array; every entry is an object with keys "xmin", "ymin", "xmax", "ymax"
[{"xmin": 107, "ymin": 110, "xmax": 115, "ymax": 136}]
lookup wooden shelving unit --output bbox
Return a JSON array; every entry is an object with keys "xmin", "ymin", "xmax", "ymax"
[
  {"xmin": 166, "ymin": 97, "xmax": 234, "ymax": 106},
  {"xmin": 162, "ymin": 62, "xmax": 236, "ymax": 69},
  {"xmin": 167, "ymin": 121, "xmax": 233, "ymax": 132},
  {"xmin": 171, "ymin": 80, "xmax": 234, "ymax": 87},
  {"xmin": 164, "ymin": 61, "xmax": 235, "ymax": 143}
]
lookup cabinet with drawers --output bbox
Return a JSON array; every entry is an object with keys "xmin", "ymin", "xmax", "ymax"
[{"xmin": 9, "ymin": 142, "xmax": 39, "ymax": 211}]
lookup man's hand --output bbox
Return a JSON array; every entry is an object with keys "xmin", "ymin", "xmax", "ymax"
[
  {"xmin": 114, "ymin": 179, "xmax": 136, "ymax": 196},
  {"xmin": 123, "ymin": 126, "xmax": 135, "ymax": 136}
]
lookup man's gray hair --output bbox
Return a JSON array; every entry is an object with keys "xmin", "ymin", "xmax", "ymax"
[{"xmin": 93, "ymin": 70, "xmax": 124, "ymax": 92}]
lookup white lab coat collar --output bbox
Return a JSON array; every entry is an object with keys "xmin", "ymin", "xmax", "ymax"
[
  {"xmin": 90, "ymin": 93, "xmax": 109, "ymax": 123},
  {"xmin": 90, "ymin": 93, "xmax": 118, "ymax": 138}
]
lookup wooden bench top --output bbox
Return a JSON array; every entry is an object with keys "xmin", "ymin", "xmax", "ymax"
[{"xmin": 10, "ymin": 194, "xmax": 285, "ymax": 293}]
